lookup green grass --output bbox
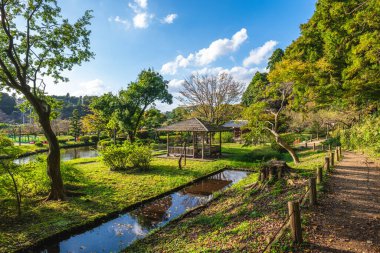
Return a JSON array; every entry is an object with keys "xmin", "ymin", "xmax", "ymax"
[{"xmin": 0, "ymin": 143, "xmax": 277, "ymax": 252}]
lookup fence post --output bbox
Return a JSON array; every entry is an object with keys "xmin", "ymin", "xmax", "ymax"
[
  {"xmin": 324, "ymin": 156, "xmax": 330, "ymax": 172},
  {"xmin": 309, "ymin": 177, "xmax": 317, "ymax": 205},
  {"xmin": 335, "ymin": 147, "xmax": 340, "ymax": 162},
  {"xmin": 313, "ymin": 143, "xmax": 316, "ymax": 151},
  {"xmin": 339, "ymin": 146, "xmax": 342, "ymax": 157},
  {"xmin": 305, "ymin": 142, "xmax": 308, "ymax": 148},
  {"xmin": 321, "ymin": 144, "xmax": 324, "ymax": 151},
  {"xmin": 330, "ymin": 152, "xmax": 335, "ymax": 167},
  {"xmin": 288, "ymin": 201, "xmax": 303, "ymax": 243},
  {"xmin": 328, "ymin": 144, "xmax": 331, "ymax": 151},
  {"xmin": 317, "ymin": 167, "xmax": 322, "ymax": 184}
]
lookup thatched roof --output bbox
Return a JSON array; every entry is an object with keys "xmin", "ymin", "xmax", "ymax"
[{"xmin": 156, "ymin": 118, "xmax": 229, "ymax": 132}]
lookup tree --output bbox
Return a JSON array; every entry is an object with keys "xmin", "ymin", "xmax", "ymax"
[
  {"xmin": 0, "ymin": 1, "xmax": 94, "ymax": 200},
  {"xmin": 245, "ymin": 82, "xmax": 300, "ymax": 164},
  {"xmin": 180, "ymin": 73, "xmax": 243, "ymax": 125},
  {"xmin": 69, "ymin": 109, "xmax": 82, "ymax": 142},
  {"xmin": 267, "ymin": 48, "xmax": 284, "ymax": 72},
  {"xmin": 241, "ymin": 72, "xmax": 268, "ymax": 107},
  {"xmin": 81, "ymin": 111, "xmax": 107, "ymax": 138},
  {"xmin": 115, "ymin": 69, "xmax": 172, "ymax": 142},
  {"xmin": 141, "ymin": 108, "xmax": 167, "ymax": 131}
]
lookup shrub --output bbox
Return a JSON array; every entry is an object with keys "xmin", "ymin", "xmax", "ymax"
[
  {"xmin": 80, "ymin": 136, "xmax": 90, "ymax": 144},
  {"xmin": 34, "ymin": 141, "xmax": 43, "ymax": 147},
  {"xmin": 100, "ymin": 143, "xmax": 152, "ymax": 170},
  {"xmin": 100, "ymin": 145, "xmax": 131, "ymax": 170},
  {"xmin": 97, "ymin": 139, "xmax": 114, "ymax": 149},
  {"xmin": 214, "ymin": 132, "xmax": 234, "ymax": 143},
  {"xmin": 0, "ymin": 135, "xmax": 13, "ymax": 147},
  {"xmin": 58, "ymin": 139, "xmax": 67, "ymax": 144},
  {"xmin": 90, "ymin": 135, "xmax": 99, "ymax": 143},
  {"xmin": 128, "ymin": 144, "xmax": 152, "ymax": 170}
]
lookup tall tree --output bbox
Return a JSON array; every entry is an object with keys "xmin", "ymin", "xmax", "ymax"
[
  {"xmin": 0, "ymin": 0, "xmax": 94, "ymax": 200},
  {"xmin": 69, "ymin": 109, "xmax": 82, "ymax": 142},
  {"xmin": 241, "ymin": 72, "xmax": 268, "ymax": 107},
  {"xmin": 267, "ymin": 48, "xmax": 284, "ymax": 72},
  {"xmin": 180, "ymin": 73, "xmax": 243, "ymax": 125},
  {"xmin": 116, "ymin": 69, "xmax": 172, "ymax": 142}
]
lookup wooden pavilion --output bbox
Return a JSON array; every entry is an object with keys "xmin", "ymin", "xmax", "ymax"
[{"xmin": 156, "ymin": 118, "xmax": 229, "ymax": 159}]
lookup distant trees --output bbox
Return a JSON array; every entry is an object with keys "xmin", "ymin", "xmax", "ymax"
[
  {"xmin": 180, "ymin": 73, "xmax": 243, "ymax": 125},
  {"xmin": 0, "ymin": 0, "xmax": 94, "ymax": 200},
  {"xmin": 241, "ymin": 72, "xmax": 268, "ymax": 107}
]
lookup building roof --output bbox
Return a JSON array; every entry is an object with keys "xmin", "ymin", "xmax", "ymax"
[
  {"xmin": 222, "ymin": 120, "xmax": 248, "ymax": 128},
  {"xmin": 156, "ymin": 118, "xmax": 229, "ymax": 132}
]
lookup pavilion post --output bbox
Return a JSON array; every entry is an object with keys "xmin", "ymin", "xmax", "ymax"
[
  {"xmin": 201, "ymin": 132, "xmax": 205, "ymax": 159},
  {"xmin": 166, "ymin": 133, "xmax": 169, "ymax": 157},
  {"xmin": 192, "ymin": 132, "xmax": 196, "ymax": 158}
]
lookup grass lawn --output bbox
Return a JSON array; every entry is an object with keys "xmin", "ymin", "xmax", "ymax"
[
  {"xmin": 123, "ymin": 149, "xmax": 328, "ymax": 252},
  {"xmin": 0, "ymin": 143, "xmax": 277, "ymax": 252}
]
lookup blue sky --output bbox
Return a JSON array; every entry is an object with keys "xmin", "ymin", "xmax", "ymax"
[{"xmin": 46, "ymin": 0, "xmax": 316, "ymax": 111}]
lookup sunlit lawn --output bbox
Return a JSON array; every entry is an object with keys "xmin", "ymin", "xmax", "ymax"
[{"xmin": 0, "ymin": 143, "xmax": 275, "ymax": 252}]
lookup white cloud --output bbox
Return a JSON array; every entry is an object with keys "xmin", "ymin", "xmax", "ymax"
[
  {"xmin": 161, "ymin": 28, "xmax": 248, "ymax": 75},
  {"xmin": 168, "ymin": 78, "xmax": 185, "ymax": 88},
  {"xmin": 72, "ymin": 79, "xmax": 108, "ymax": 96},
  {"xmin": 243, "ymin": 40, "xmax": 278, "ymax": 67},
  {"xmin": 193, "ymin": 66, "xmax": 264, "ymax": 86},
  {"xmin": 133, "ymin": 12, "xmax": 153, "ymax": 29},
  {"xmin": 134, "ymin": 0, "xmax": 147, "ymax": 9},
  {"xmin": 161, "ymin": 13, "xmax": 178, "ymax": 24},
  {"xmin": 109, "ymin": 16, "xmax": 131, "ymax": 30}
]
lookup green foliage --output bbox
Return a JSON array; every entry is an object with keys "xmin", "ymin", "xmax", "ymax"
[
  {"xmin": 241, "ymin": 72, "xmax": 269, "ymax": 107},
  {"xmin": 214, "ymin": 132, "xmax": 234, "ymax": 143},
  {"xmin": 90, "ymin": 135, "xmax": 99, "ymax": 143},
  {"xmin": 69, "ymin": 109, "xmax": 82, "ymax": 141},
  {"xmin": 337, "ymin": 115, "xmax": 380, "ymax": 154},
  {"xmin": 80, "ymin": 136, "xmax": 90, "ymax": 144},
  {"xmin": 34, "ymin": 141, "xmax": 44, "ymax": 147},
  {"xmin": 100, "ymin": 143, "xmax": 152, "ymax": 170},
  {"xmin": 97, "ymin": 139, "xmax": 114, "ymax": 149},
  {"xmin": 267, "ymin": 48, "xmax": 284, "ymax": 72}
]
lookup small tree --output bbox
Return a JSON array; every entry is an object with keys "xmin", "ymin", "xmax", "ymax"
[
  {"xmin": 69, "ymin": 109, "xmax": 82, "ymax": 142},
  {"xmin": 180, "ymin": 73, "xmax": 243, "ymax": 125}
]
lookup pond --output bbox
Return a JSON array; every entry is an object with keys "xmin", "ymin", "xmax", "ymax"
[
  {"xmin": 33, "ymin": 169, "xmax": 250, "ymax": 253},
  {"xmin": 14, "ymin": 146, "xmax": 98, "ymax": 165}
]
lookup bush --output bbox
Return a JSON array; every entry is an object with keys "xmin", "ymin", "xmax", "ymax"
[
  {"xmin": 214, "ymin": 132, "xmax": 234, "ymax": 143},
  {"xmin": 0, "ymin": 135, "xmax": 13, "ymax": 147},
  {"xmin": 100, "ymin": 143, "xmax": 152, "ymax": 170},
  {"xmin": 34, "ymin": 141, "xmax": 43, "ymax": 147},
  {"xmin": 80, "ymin": 136, "xmax": 90, "ymax": 144},
  {"xmin": 58, "ymin": 139, "xmax": 67, "ymax": 144},
  {"xmin": 128, "ymin": 144, "xmax": 152, "ymax": 170},
  {"xmin": 90, "ymin": 135, "xmax": 99, "ymax": 143},
  {"xmin": 97, "ymin": 139, "xmax": 114, "ymax": 149}
]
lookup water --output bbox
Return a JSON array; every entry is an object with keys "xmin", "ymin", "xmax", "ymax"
[
  {"xmin": 35, "ymin": 170, "xmax": 250, "ymax": 253},
  {"xmin": 14, "ymin": 146, "xmax": 98, "ymax": 165}
]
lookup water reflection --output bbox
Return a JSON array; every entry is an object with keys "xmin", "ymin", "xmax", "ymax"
[
  {"xmin": 37, "ymin": 170, "xmax": 249, "ymax": 253},
  {"xmin": 14, "ymin": 146, "xmax": 98, "ymax": 165}
]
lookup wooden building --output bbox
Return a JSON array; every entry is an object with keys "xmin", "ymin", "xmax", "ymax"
[
  {"xmin": 222, "ymin": 120, "xmax": 249, "ymax": 141},
  {"xmin": 156, "ymin": 118, "xmax": 229, "ymax": 159}
]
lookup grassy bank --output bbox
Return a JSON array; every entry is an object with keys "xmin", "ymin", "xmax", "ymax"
[
  {"xmin": 0, "ymin": 143, "xmax": 277, "ymax": 252},
  {"xmin": 124, "ymin": 149, "xmax": 327, "ymax": 252}
]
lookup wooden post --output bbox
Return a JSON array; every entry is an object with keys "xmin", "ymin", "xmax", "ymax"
[
  {"xmin": 339, "ymin": 146, "xmax": 342, "ymax": 157},
  {"xmin": 288, "ymin": 201, "xmax": 303, "ymax": 243},
  {"xmin": 305, "ymin": 142, "xmax": 308, "ymax": 148},
  {"xmin": 328, "ymin": 144, "xmax": 331, "ymax": 151},
  {"xmin": 330, "ymin": 152, "xmax": 335, "ymax": 167},
  {"xmin": 321, "ymin": 144, "xmax": 324, "ymax": 151},
  {"xmin": 192, "ymin": 132, "xmax": 196, "ymax": 158},
  {"xmin": 201, "ymin": 133, "xmax": 205, "ymax": 159},
  {"xmin": 313, "ymin": 143, "xmax": 316, "ymax": 151},
  {"xmin": 309, "ymin": 177, "xmax": 317, "ymax": 205},
  {"xmin": 335, "ymin": 147, "xmax": 340, "ymax": 162},
  {"xmin": 183, "ymin": 142, "xmax": 187, "ymax": 166},
  {"xmin": 324, "ymin": 157, "xmax": 330, "ymax": 172},
  {"xmin": 317, "ymin": 167, "xmax": 322, "ymax": 184},
  {"xmin": 166, "ymin": 133, "xmax": 169, "ymax": 157}
]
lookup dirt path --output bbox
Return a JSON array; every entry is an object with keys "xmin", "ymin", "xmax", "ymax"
[{"xmin": 303, "ymin": 152, "xmax": 380, "ymax": 253}]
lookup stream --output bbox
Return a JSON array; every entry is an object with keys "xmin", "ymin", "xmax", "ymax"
[{"xmin": 34, "ymin": 169, "xmax": 250, "ymax": 253}]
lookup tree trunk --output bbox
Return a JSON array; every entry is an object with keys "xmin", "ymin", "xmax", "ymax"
[
  {"xmin": 276, "ymin": 136, "xmax": 300, "ymax": 164},
  {"xmin": 39, "ymin": 114, "xmax": 65, "ymax": 200},
  {"xmin": 128, "ymin": 130, "xmax": 135, "ymax": 143}
]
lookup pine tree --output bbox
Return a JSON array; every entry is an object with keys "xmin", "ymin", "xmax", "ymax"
[{"xmin": 70, "ymin": 109, "xmax": 82, "ymax": 142}]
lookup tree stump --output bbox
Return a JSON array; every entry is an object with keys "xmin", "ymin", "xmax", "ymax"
[{"xmin": 260, "ymin": 160, "xmax": 292, "ymax": 181}]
